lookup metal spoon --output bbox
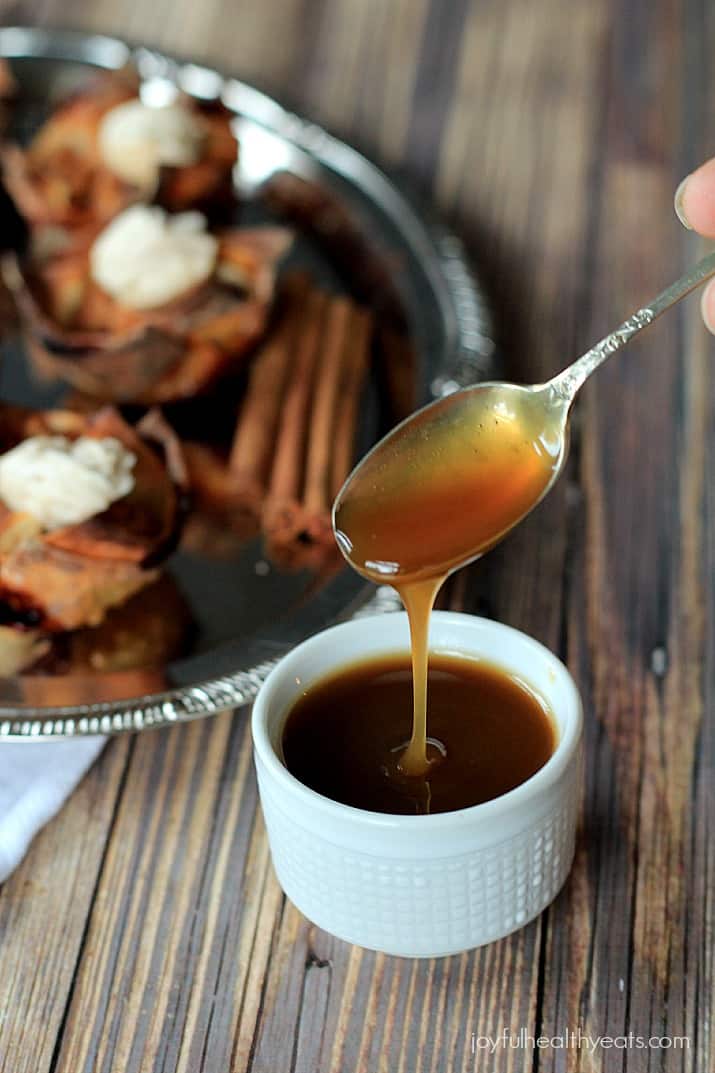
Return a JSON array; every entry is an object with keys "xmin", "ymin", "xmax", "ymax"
[{"xmin": 333, "ymin": 249, "xmax": 715, "ymax": 582}]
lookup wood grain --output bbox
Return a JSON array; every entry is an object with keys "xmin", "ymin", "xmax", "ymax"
[
  {"xmin": 0, "ymin": 737, "xmax": 131, "ymax": 1073},
  {"xmin": 0, "ymin": 0, "xmax": 712, "ymax": 1070}
]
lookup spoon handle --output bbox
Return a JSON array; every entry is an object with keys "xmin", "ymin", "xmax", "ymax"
[{"xmin": 550, "ymin": 247, "xmax": 715, "ymax": 401}]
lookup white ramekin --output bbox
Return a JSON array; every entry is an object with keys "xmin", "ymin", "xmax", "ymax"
[{"xmin": 251, "ymin": 611, "xmax": 583, "ymax": 958}]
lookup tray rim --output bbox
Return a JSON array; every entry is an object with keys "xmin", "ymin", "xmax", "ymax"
[{"xmin": 0, "ymin": 26, "xmax": 496, "ymax": 739}]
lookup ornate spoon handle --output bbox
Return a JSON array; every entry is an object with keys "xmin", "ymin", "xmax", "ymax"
[{"xmin": 551, "ymin": 247, "xmax": 715, "ymax": 401}]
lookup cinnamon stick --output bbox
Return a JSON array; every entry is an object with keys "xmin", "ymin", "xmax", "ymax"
[
  {"xmin": 330, "ymin": 306, "xmax": 373, "ymax": 499},
  {"xmin": 266, "ymin": 536, "xmax": 337, "ymax": 575},
  {"xmin": 228, "ymin": 273, "xmax": 309, "ymax": 516},
  {"xmin": 262, "ymin": 288, "xmax": 327, "ymax": 545},
  {"xmin": 301, "ymin": 296, "xmax": 352, "ymax": 545},
  {"xmin": 182, "ymin": 441, "xmax": 260, "ymax": 541},
  {"xmin": 265, "ymin": 296, "xmax": 372, "ymax": 572}
]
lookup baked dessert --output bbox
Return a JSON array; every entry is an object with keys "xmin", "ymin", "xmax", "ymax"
[
  {"xmin": 0, "ymin": 404, "xmax": 186, "ymax": 633},
  {"xmin": 0, "ymin": 68, "xmax": 237, "ymax": 237},
  {"xmin": 35, "ymin": 573, "xmax": 193, "ymax": 673},
  {"xmin": 4, "ymin": 207, "xmax": 293, "ymax": 403}
]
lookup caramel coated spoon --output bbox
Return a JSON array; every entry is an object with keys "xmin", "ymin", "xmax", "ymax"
[{"xmin": 333, "ymin": 249, "xmax": 715, "ymax": 585}]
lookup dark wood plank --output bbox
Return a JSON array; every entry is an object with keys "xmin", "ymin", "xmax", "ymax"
[
  {"xmin": 538, "ymin": 1, "xmax": 715, "ymax": 1069},
  {"xmin": 52, "ymin": 711, "xmax": 271, "ymax": 1072}
]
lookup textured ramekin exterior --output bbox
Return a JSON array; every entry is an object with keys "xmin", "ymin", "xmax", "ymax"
[{"xmin": 252, "ymin": 612, "xmax": 583, "ymax": 957}]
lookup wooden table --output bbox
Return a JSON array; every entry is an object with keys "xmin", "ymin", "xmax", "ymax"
[{"xmin": 0, "ymin": 1, "xmax": 713, "ymax": 1070}]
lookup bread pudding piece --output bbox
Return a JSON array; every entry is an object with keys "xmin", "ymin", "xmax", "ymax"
[
  {"xmin": 4, "ymin": 208, "xmax": 293, "ymax": 404},
  {"xmin": 0, "ymin": 404, "xmax": 186, "ymax": 632},
  {"xmin": 30, "ymin": 573, "xmax": 193, "ymax": 675},
  {"xmin": 0, "ymin": 623, "xmax": 49, "ymax": 676},
  {"xmin": 0, "ymin": 68, "xmax": 238, "ymax": 236},
  {"xmin": 0, "ymin": 574, "xmax": 193, "ymax": 698}
]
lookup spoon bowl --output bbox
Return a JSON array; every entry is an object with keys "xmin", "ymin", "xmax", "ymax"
[{"xmin": 333, "ymin": 379, "xmax": 569, "ymax": 585}]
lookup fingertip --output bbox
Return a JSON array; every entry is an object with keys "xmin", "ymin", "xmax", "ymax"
[
  {"xmin": 700, "ymin": 279, "xmax": 715, "ymax": 335},
  {"xmin": 674, "ymin": 176, "xmax": 692, "ymax": 229},
  {"xmin": 676, "ymin": 158, "xmax": 715, "ymax": 237}
]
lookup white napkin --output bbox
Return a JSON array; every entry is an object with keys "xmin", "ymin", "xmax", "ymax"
[{"xmin": 0, "ymin": 737, "xmax": 105, "ymax": 883}]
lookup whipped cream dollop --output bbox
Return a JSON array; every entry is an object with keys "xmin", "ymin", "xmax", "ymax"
[
  {"xmin": 0, "ymin": 435, "xmax": 136, "ymax": 530},
  {"xmin": 90, "ymin": 205, "xmax": 218, "ymax": 309},
  {"xmin": 98, "ymin": 98, "xmax": 205, "ymax": 189}
]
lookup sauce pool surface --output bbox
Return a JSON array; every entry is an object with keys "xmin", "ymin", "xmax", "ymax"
[{"xmin": 281, "ymin": 652, "xmax": 556, "ymax": 815}]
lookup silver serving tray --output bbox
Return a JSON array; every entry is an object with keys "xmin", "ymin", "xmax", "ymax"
[{"xmin": 0, "ymin": 27, "xmax": 495, "ymax": 739}]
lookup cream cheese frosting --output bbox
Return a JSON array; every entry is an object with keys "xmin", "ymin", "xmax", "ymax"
[
  {"xmin": 98, "ymin": 98, "xmax": 205, "ymax": 189},
  {"xmin": 0, "ymin": 435, "xmax": 136, "ymax": 530},
  {"xmin": 89, "ymin": 205, "xmax": 218, "ymax": 309}
]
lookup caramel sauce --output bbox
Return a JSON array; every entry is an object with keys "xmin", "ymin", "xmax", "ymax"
[
  {"xmin": 281, "ymin": 652, "xmax": 555, "ymax": 815},
  {"xmin": 334, "ymin": 386, "xmax": 562, "ymax": 584},
  {"xmin": 333, "ymin": 384, "xmax": 563, "ymax": 777}
]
